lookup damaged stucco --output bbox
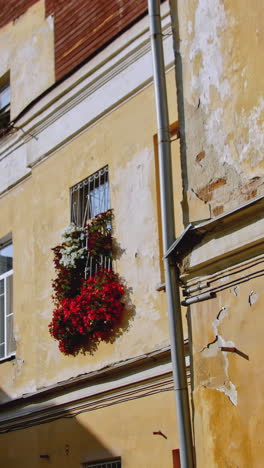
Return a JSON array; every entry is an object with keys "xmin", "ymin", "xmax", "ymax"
[
  {"xmin": 200, "ymin": 306, "xmax": 237, "ymax": 406},
  {"xmin": 0, "ymin": 0, "xmax": 55, "ymax": 119},
  {"xmin": 190, "ymin": 259, "xmax": 264, "ymax": 467},
  {"xmin": 175, "ymin": 0, "xmax": 264, "ymax": 218}
]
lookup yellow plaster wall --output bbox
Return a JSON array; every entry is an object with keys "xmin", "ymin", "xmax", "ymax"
[
  {"xmin": 191, "ymin": 263, "xmax": 264, "ymax": 467},
  {"xmin": 0, "ymin": 390, "xmax": 178, "ymax": 468},
  {"xmin": 0, "ymin": 0, "xmax": 55, "ymax": 119},
  {"xmin": 177, "ymin": 0, "xmax": 264, "ymax": 214},
  {"xmin": 0, "ymin": 71, "xmax": 184, "ymax": 398}
]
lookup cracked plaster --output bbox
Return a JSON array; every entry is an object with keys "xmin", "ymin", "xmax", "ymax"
[
  {"xmin": 200, "ymin": 306, "xmax": 238, "ymax": 406},
  {"xmin": 179, "ymin": 0, "xmax": 264, "ymax": 214}
]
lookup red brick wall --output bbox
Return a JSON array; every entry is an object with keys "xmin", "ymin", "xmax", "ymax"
[
  {"xmin": 0, "ymin": 0, "xmax": 38, "ymax": 28},
  {"xmin": 53, "ymin": 0, "xmax": 147, "ymax": 80},
  {"xmin": 0, "ymin": 0, "xmax": 148, "ymax": 81}
]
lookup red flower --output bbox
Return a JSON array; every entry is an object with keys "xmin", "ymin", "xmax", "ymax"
[{"xmin": 49, "ymin": 269, "xmax": 125, "ymax": 355}]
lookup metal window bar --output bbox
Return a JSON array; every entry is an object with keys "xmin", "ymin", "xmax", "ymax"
[
  {"xmin": 84, "ymin": 254, "xmax": 112, "ymax": 279},
  {"xmin": 71, "ymin": 166, "xmax": 110, "ymax": 227},
  {"xmin": 82, "ymin": 458, "xmax": 121, "ymax": 468},
  {"xmin": 71, "ymin": 166, "xmax": 112, "ymax": 279}
]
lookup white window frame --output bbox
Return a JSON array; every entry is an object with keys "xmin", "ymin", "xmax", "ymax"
[
  {"xmin": 82, "ymin": 458, "xmax": 121, "ymax": 468},
  {"xmin": 0, "ymin": 258, "xmax": 15, "ymax": 362}
]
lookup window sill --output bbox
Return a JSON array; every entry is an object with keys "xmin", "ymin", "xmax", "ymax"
[{"xmin": 0, "ymin": 353, "xmax": 16, "ymax": 364}]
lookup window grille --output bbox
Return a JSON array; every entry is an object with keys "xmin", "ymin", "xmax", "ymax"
[
  {"xmin": 70, "ymin": 166, "xmax": 111, "ymax": 279},
  {"xmin": 71, "ymin": 166, "xmax": 110, "ymax": 227},
  {"xmin": 0, "ymin": 243, "xmax": 15, "ymax": 360},
  {"xmin": 82, "ymin": 458, "xmax": 121, "ymax": 468}
]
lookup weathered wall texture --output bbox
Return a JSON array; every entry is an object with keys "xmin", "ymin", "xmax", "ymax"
[
  {"xmin": 0, "ymin": 69, "xmax": 178, "ymax": 399},
  {"xmin": 177, "ymin": 0, "xmax": 264, "ymax": 218},
  {"xmin": 179, "ymin": 196, "xmax": 264, "ymax": 467},
  {"xmin": 0, "ymin": 0, "xmax": 149, "ymax": 92},
  {"xmin": 0, "ymin": 389, "xmax": 178, "ymax": 468},
  {"xmin": 190, "ymin": 262, "xmax": 264, "ymax": 467},
  {"xmin": 0, "ymin": 0, "xmax": 55, "ymax": 118}
]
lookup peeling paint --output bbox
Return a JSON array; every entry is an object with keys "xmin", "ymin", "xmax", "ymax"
[
  {"xmin": 248, "ymin": 290, "xmax": 258, "ymax": 306},
  {"xmin": 181, "ymin": 0, "xmax": 264, "ymax": 216},
  {"xmin": 236, "ymin": 97, "xmax": 264, "ymax": 171},
  {"xmin": 190, "ymin": 0, "xmax": 230, "ymax": 111},
  {"xmin": 200, "ymin": 306, "xmax": 238, "ymax": 406},
  {"xmin": 231, "ymin": 285, "xmax": 239, "ymax": 296},
  {"xmin": 214, "ymin": 381, "xmax": 237, "ymax": 406}
]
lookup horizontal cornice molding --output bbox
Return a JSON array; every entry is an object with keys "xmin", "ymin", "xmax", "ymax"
[
  {"xmin": 0, "ymin": 3, "xmax": 174, "ymax": 195},
  {"xmin": 179, "ymin": 195, "xmax": 264, "ymax": 280},
  {"xmin": 0, "ymin": 344, "xmax": 190, "ymax": 432}
]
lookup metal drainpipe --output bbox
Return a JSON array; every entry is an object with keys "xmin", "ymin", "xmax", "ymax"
[{"xmin": 148, "ymin": 1, "xmax": 194, "ymax": 467}]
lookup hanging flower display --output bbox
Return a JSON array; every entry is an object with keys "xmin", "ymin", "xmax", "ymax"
[{"xmin": 49, "ymin": 210, "xmax": 125, "ymax": 355}]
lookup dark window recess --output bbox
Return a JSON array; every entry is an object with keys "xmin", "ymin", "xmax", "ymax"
[
  {"xmin": 70, "ymin": 166, "xmax": 110, "ymax": 226},
  {"xmin": 82, "ymin": 458, "xmax": 121, "ymax": 468},
  {"xmin": 0, "ymin": 82, "xmax": 10, "ymax": 136}
]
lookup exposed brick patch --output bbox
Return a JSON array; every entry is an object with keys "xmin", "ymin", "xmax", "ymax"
[
  {"xmin": 240, "ymin": 177, "xmax": 260, "ymax": 201},
  {"xmin": 54, "ymin": 0, "xmax": 148, "ymax": 81},
  {"xmin": 244, "ymin": 189, "xmax": 257, "ymax": 200},
  {"xmin": 196, "ymin": 151, "xmax": 206, "ymax": 164},
  {"xmin": 45, "ymin": 0, "xmax": 54, "ymax": 17},
  {"xmin": 212, "ymin": 205, "xmax": 224, "ymax": 217},
  {"xmin": 196, "ymin": 178, "xmax": 227, "ymax": 202}
]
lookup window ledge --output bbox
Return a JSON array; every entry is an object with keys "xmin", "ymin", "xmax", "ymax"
[{"xmin": 0, "ymin": 354, "xmax": 16, "ymax": 364}]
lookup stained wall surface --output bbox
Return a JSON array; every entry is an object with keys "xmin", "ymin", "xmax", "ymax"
[
  {"xmin": 173, "ymin": 4, "xmax": 264, "ymax": 462},
  {"xmin": 0, "ymin": 389, "xmax": 178, "ymax": 468},
  {"xmin": 0, "ymin": 68, "xmax": 180, "ymax": 400},
  {"xmin": 0, "ymin": 0, "xmax": 55, "ymax": 118},
  {"xmin": 0, "ymin": 0, "xmax": 149, "ymax": 114},
  {"xmin": 190, "ymin": 260, "xmax": 264, "ymax": 468},
  {"xmin": 175, "ymin": 0, "xmax": 264, "ymax": 219}
]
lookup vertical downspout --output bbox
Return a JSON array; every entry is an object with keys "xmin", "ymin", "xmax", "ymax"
[{"xmin": 148, "ymin": 1, "xmax": 194, "ymax": 467}]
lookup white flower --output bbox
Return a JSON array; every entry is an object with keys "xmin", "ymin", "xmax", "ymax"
[{"xmin": 59, "ymin": 224, "xmax": 87, "ymax": 268}]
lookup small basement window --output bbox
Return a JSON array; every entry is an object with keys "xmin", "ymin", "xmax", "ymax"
[
  {"xmin": 0, "ymin": 74, "xmax": 10, "ymax": 136},
  {"xmin": 82, "ymin": 458, "xmax": 121, "ymax": 468}
]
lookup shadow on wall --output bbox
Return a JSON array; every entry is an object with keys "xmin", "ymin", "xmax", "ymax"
[{"xmin": 0, "ymin": 387, "xmax": 116, "ymax": 468}]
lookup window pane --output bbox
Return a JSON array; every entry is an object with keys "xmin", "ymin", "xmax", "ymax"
[
  {"xmin": 6, "ymin": 275, "xmax": 13, "ymax": 315},
  {"xmin": 89, "ymin": 181, "xmax": 110, "ymax": 218},
  {"xmin": 0, "ymin": 244, "xmax": 13, "ymax": 275},
  {"xmin": 0, "ymin": 85, "xmax": 10, "ymax": 110},
  {"xmin": 71, "ymin": 166, "xmax": 110, "ymax": 226},
  {"xmin": 0, "ymin": 294, "xmax": 4, "ymax": 345},
  {"xmin": 6, "ymin": 314, "xmax": 15, "ymax": 355},
  {"xmin": 0, "ymin": 343, "xmax": 4, "ymax": 359},
  {"xmin": 0, "ymin": 278, "xmax": 3, "ymax": 295}
]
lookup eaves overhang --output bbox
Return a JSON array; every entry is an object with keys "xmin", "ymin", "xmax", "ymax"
[{"xmin": 165, "ymin": 194, "xmax": 264, "ymax": 273}]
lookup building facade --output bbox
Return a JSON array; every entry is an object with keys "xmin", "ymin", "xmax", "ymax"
[
  {"xmin": 0, "ymin": 0, "xmax": 263, "ymax": 467},
  {"xmin": 170, "ymin": 0, "xmax": 264, "ymax": 466},
  {"xmin": 0, "ymin": 1, "xmax": 183, "ymax": 467}
]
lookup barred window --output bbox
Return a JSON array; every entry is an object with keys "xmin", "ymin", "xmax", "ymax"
[
  {"xmin": 82, "ymin": 458, "xmax": 121, "ymax": 468},
  {"xmin": 0, "ymin": 242, "xmax": 15, "ymax": 360},
  {"xmin": 71, "ymin": 166, "xmax": 110, "ymax": 226}
]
